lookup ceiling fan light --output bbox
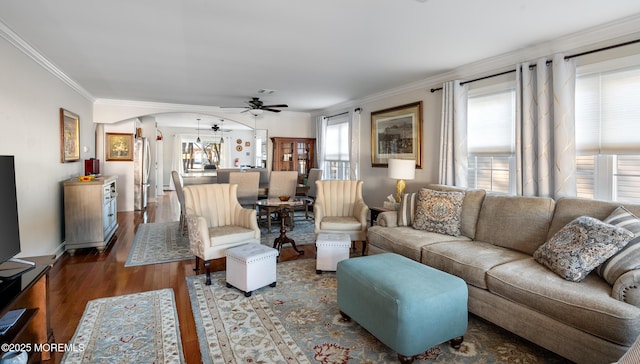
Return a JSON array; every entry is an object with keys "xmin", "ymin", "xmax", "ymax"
[{"xmin": 249, "ymin": 109, "xmax": 263, "ymax": 116}]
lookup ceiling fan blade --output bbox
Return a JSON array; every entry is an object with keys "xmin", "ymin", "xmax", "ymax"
[
  {"xmin": 263, "ymin": 108, "xmax": 282, "ymax": 113},
  {"xmin": 261, "ymin": 104, "xmax": 288, "ymax": 108}
]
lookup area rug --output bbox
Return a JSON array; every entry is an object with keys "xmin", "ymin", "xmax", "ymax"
[
  {"xmin": 61, "ymin": 288, "xmax": 185, "ymax": 364},
  {"xmin": 125, "ymin": 221, "xmax": 193, "ymax": 267},
  {"xmin": 186, "ymin": 259, "xmax": 570, "ymax": 363}
]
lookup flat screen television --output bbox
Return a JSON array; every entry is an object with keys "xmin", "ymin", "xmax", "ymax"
[{"xmin": 0, "ymin": 155, "xmax": 32, "ymax": 280}]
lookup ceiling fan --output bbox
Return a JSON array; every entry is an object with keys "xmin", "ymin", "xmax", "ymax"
[{"xmin": 223, "ymin": 97, "xmax": 288, "ymax": 114}]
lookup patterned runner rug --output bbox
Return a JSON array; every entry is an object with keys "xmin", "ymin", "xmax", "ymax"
[
  {"xmin": 61, "ymin": 288, "xmax": 185, "ymax": 364},
  {"xmin": 125, "ymin": 221, "xmax": 193, "ymax": 267},
  {"xmin": 186, "ymin": 259, "xmax": 570, "ymax": 363}
]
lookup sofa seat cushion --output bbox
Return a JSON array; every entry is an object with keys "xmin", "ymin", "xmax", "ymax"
[
  {"xmin": 319, "ymin": 216, "xmax": 362, "ymax": 231},
  {"xmin": 367, "ymin": 226, "xmax": 469, "ymax": 262},
  {"xmin": 421, "ymin": 240, "xmax": 530, "ymax": 289},
  {"xmin": 486, "ymin": 258, "xmax": 640, "ymax": 346},
  {"xmin": 209, "ymin": 225, "xmax": 257, "ymax": 245}
]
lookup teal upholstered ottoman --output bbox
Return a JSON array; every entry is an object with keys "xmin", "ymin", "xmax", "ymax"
[{"xmin": 337, "ymin": 253, "xmax": 468, "ymax": 363}]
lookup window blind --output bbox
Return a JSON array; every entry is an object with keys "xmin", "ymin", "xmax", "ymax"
[
  {"xmin": 325, "ymin": 115, "xmax": 349, "ymax": 161},
  {"xmin": 467, "ymin": 90, "xmax": 516, "ymax": 154},
  {"xmin": 576, "ymin": 67, "xmax": 640, "ymax": 154}
]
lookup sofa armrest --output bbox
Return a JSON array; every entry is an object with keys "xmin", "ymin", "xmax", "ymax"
[
  {"xmin": 377, "ymin": 211, "xmax": 398, "ymax": 227},
  {"xmin": 612, "ymin": 270, "xmax": 640, "ymax": 308},
  {"xmin": 314, "ymin": 202, "xmax": 325, "ymax": 233}
]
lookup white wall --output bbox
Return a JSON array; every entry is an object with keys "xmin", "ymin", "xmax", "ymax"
[{"xmin": 0, "ymin": 37, "xmax": 94, "ymax": 258}]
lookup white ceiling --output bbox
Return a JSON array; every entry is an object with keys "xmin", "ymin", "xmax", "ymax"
[{"xmin": 1, "ymin": 0, "xmax": 640, "ymax": 116}]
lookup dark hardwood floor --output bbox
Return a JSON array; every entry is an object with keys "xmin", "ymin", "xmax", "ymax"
[{"xmin": 46, "ymin": 191, "xmax": 316, "ymax": 363}]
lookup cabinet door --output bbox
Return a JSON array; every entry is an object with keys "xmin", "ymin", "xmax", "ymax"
[{"xmin": 279, "ymin": 140, "xmax": 295, "ymax": 171}]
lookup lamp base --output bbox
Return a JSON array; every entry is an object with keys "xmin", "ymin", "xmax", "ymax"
[{"xmin": 395, "ymin": 179, "xmax": 406, "ymax": 203}]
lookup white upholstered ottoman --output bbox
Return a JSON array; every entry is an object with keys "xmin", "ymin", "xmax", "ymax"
[
  {"xmin": 316, "ymin": 233, "xmax": 351, "ymax": 274},
  {"xmin": 225, "ymin": 243, "xmax": 278, "ymax": 297}
]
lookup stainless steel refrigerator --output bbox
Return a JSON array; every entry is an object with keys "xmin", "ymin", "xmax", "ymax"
[{"xmin": 134, "ymin": 137, "xmax": 150, "ymax": 210}]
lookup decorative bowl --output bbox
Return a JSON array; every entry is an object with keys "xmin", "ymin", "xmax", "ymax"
[
  {"xmin": 78, "ymin": 175, "xmax": 95, "ymax": 182},
  {"xmin": 278, "ymin": 195, "xmax": 290, "ymax": 202}
]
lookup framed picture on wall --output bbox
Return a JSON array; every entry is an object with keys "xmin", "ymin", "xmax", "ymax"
[
  {"xmin": 60, "ymin": 108, "xmax": 80, "ymax": 163},
  {"xmin": 105, "ymin": 133, "xmax": 134, "ymax": 161},
  {"xmin": 371, "ymin": 101, "xmax": 422, "ymax": 168}
]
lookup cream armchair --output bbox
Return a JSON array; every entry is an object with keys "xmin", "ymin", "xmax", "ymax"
[
  {"xmin": 314, "ymin": 180, "xmax": 369, "ymax": 255},
  {"xmin": 184, "ymin": 183, "xmax": 260, "ymax": 285}
]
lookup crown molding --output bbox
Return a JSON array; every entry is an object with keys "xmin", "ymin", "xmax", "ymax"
[{"xmin": 0, "ymin": 19, "xmax": 95, "ymax": 102}]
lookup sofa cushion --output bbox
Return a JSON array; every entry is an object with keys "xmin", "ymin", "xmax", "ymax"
[
  {"xmin": 486, "ymin": 258, "xmax": 640, "ymax": 346},
  {"xmin": 422, "ymin": 240, "xmax": 530, "ymax": 289},
  {"xmin": 426, "ymin": 184, "xmax": 486, "ymax": 239},
  {"xmin": 397, "ymin": 192, "xmax": 417, "ymax": 226},
  {"xmin": 319, "ymin": 216, "xmax": 362, "ymax": 231},
  {"xmin": 533, "ymin": 216, "xmax": 633, "ymax": 282},
  {"xmin": 475, "ymin": 194, "xmax": 555, "ymax": 255},
  {"xmin": 597, "ymin": 206, "xmax": 640, "ymax": 286},
  {"xmin": 367, "ymin": 225, "xmax": 469, "ymax": 262},
  {"xmin": 413, "ymin": 189, "xmax": 465, "ymax": 236}
]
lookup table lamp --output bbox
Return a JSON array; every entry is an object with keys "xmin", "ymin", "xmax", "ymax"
[{"xmin": 388, "ymin": 158, "xmax": 416, "ymax": 203}]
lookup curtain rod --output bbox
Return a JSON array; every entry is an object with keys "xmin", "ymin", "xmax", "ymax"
[
  {"xmin": 326, "ymin": 111, "xmax": 349, "ymax": 119},
  {"xmin": 430, "ymin": 38, "xmax": 640, "ymax": 93}
]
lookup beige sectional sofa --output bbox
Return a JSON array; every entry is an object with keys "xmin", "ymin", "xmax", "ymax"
[{"xmin": 367, "ymin": 184, "xmax": 640, "ymax": 364}]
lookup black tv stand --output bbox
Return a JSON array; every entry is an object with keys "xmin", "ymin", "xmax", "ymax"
[{"xmin": 0, "ymin": 258, "xmax": 36, "ymax": 281}]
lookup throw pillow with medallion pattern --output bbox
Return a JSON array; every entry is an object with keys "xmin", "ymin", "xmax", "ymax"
[
  {"xmin": 412, "ymin": 189, "xmax": 465, "ymax": 237},
  {"xmin": 533, "ymin": 215, "xmax": 634, "ymax": 282}
]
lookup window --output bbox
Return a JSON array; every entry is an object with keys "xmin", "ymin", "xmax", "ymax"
[
  {"xmin": 467, "ymin": 84, "xmax": 516, "ymax": 194},
  {"xmin": 575, "ymin": 56, "xmax": 640, "ymax": 203},
  {"xmin": 181, "ymin": 136, "xmax": 224, "ymax": 171},
  {"xmin": 323, "ymin": 114, "xmax": 350, "ymax": 180}
]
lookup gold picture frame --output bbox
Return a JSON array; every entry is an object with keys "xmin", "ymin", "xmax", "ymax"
[
  {"xmin": 105, "ymin": 133, "xmax": 134, "ymax": 161},
  {"xmin": 60, "ymin": 108, "xmax": 80, "ymax": 163},
  {"xmin": 371, "ymin": 101, "xmax": 422, "ymax": 168}
]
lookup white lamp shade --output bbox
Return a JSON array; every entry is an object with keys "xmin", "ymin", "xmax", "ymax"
[{"xmin": 388, "ymin": 158, "xmax": 415, "ymax": 180}]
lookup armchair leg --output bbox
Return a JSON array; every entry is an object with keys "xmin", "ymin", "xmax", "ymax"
[
  {"xmin": 204, "ymin": 260, "xmax": 212, "ymax": 285},
  {"xmin": 362, "ymin": 239, "xmax": 367, "ymax": 256},
  {"xmin": 194, "ymin": 256, "xmax": 201, "ymax": 272}
]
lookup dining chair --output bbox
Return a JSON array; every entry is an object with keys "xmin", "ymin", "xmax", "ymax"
[
  {"xmin": 259, "ymin": 171, "xmax": 298, "ymax": 231},
  {"xmin": 215, "ymin": 168, "xmax": 235, "ymax": 183},
  {"xmin": 171, "ymin": 170, "xmax": 187, "ymax": 235},
  {"xmin": 303, "ymin": 168, "xmax": 323, "ymax": 218},
  {"xmin": 229, "ymin": 171, "xmax": 260, "ymax": 209},
  {"xmin": 267, "ymin": 171, "xmax": 298, "ymax": 199},
  {"xmin": 253, "ymin": 168, "xmax": 270, "ymax": 199}
]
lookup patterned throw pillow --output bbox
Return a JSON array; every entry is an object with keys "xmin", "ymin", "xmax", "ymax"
[
  {"xmin": 412, "ymin": 189, "xmax": 465, "ymax": 236},
  {"xmin": 596, "ymin": 207, "xmax": 640, "ymax": 286},
  {"xmin": 533, "ymin": 216, "xmax": 634, "ymax": 282},
  {"xmin": 397, "ymin": 192, "xmax": 417, "ymax": 227}
]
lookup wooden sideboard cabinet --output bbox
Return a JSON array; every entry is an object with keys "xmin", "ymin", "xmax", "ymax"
[
  {"xmin": 63, "ymin": 176, "xmax": 118, "ymax": 255},
  {"xmin": 271, "ymin": 137, "xmax": 315, "ymax": 178}
]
